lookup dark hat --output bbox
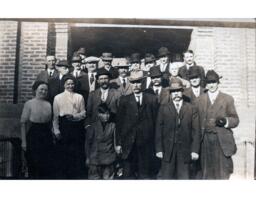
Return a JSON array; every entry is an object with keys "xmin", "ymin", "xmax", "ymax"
[
  {"xmin": 130, "ymin": 53, "xmax": 141, "ymax": 64},
  {"xmin": 77, "ymin": 47, "xmax": 86, "ymax": 55},
  {"xmin": 71, "ymin": 55, "xmax": 81, "ymax": 63},
  {"xmin": 188, "ymin": 66, "xmax": 200, "ymax": 79},
  {"xmin": 96, "ymin": 67, "xmax": 110, "ymax": 79},
  {"xmin": 56, "ymin": 60, "xmax": 69, "ymax": 68},
  {"xmin": 149, "ymin": 66, "xmax": 162, "ymax": 78},
  {"xmin": 101, "ymin": 52, "xmax": 113, "ymax": 61},
  {"xmin": 169, "ymin": 78, "xmax": 183, "ymax": 92},
  {"xmin": 128, "ymin": 70, "xmax": 145, "ymax": 82},
  {"xmin": 205, "ymin": 70, "xmax": 222, "ymax": 83},
  {"xmin": 144, "ymin": 53, "xmax": 156, "ymax": 64},
  {"xmin": 158, "ymin": 47, "xmax": 171, "ymax": 58}
]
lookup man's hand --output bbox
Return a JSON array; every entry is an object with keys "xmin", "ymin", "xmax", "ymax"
[
  {"xmin": 191, "ymin": 152, "xmax": 199, "ymax": 161},
  {"xmin": 156, "ymin": 152, "xmax": 163, "ymax": 159},
  {"xmin": 55, "ymin": 132, "xmax": 62, "ymax": 141},
  {"xmin": 115, "ymin": 146, "xmax": 122, "ymax": 155},
  {"xmin": 215, "ymin": 117, "xmax": 227, "ymax": 127}
]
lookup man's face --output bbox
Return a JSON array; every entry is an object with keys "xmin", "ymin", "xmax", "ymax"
[
  {"xmin": 86, "ymin": 62, "xmax": 97, "ymax": 72},
  {"xmin": 131, "ymin": 81, "xmax": 142, "ymax": 94},
  {"xmin": 64, "ymin": 79, "xmax": 75, "ymax": 92},
  {"xmin": 36, "ymin": 84, "xmax": 48, "ymax": 99},
  {"xmin": 151, "ymin": 77, "xmax": 161, "ymax": 86},
  {"xmin": 169, "ymin": 65, "xmax": 179, "ymax": 77},
  {"xmin": 190, "ymin": 77, "xmax": 201, "ymax": 87},
  {"xmin": 206, "ymin": 82, "xmax": 219, "ymax": 93},
  {"xmin": 171, "ymin": 90, "xmax": 183, "ymax": 102},
  {"xmin": 98, "ymin": 112, "xmax": 110, "ymax": 123},
  {"xmin": 130, "ymin": 63, "xmax": 141, "ymax": 71},
  {"xmin": 118, "ymin": 68, "xmax": 128, "ymax": 78},
  {"xmin": 72, "ymin": 62, "xmax": 81, "ymax": 70},
  {"xmin": 184, "ymin": 52, "xmax": 194, "ymax": 65},
  {"xmin": 159, "ymin": 56, "xmax": 169, "ymax": 65},
  {"xmin": 57, "ymin": 66, "xmax": 69, "ymax": 75},
  {"xmin": 46, "ymin": 56, "xmax": 56, "ymax": 69},
  {"xmin": 98, "ymin": 75, "xmax": 109, "ymax": 89},
  {"xmin": 103, "ymin": 60, "xmax": 112, "ymax": 70},
  {"xmin": 144, "ymin": 62, "xmax": 155, "ymax": 71}
]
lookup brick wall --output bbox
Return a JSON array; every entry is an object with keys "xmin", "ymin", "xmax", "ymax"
[
  {"xmin": 18, "ymin": 22, "xmax": 48, "ymax": 103},
  {"xmin": 55, "ymin": 23, "xmax": 69, "ymax": 60},
  {"xmin": 0, "ymin": 21, "xmax": 18, "ymax": 103}
]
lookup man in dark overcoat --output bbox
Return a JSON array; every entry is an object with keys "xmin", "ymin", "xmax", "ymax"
[
  {"xmin": 101, "ymin": 52, "xmax": 119, "ymax": 80},
  {"xmin": 195, "ymin": 70, "xmax": 239, "ymax": 179},
  {"xmin": 115, "ymin": 70, "xmax": 158, "ymax": 179},
  {"xmin": 155, "ymin": 78, "xmax": 201, "ymax": 179}
]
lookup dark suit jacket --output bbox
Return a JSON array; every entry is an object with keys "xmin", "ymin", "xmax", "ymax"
[
  {"xmin": 183, "ymin": 86, "xmax": 206, "ymax": 104},
  {"xmin": 116, "ymin": 92, "xmax": 158, "ymax": 159},
  {"xmin": 178, "ymin": 64, "xmax": 206, "ymax": 87},
  {"xmin": 144, "ymin": 87, "xmax": 169, "ymax": 105},
  {"xmin": 156, "ymin": 65, "xmax": 171, "ymax": 88},
  {"xmin": 155, "ymin": 97, "xmax": 201, "ymax": 163},
  {"xmin": 36, "ymin": 69, "xmax": 58, "ymax": 83},
  {"xmin": 195, "ymin": 92, "xmax": 239, "ymax": 157},
  {"xmin": 85, "ymin": 88, "xmax": 121, "ymax": 126},
  {"xmin": 110, "ymin": 77, "xmax": 133, "ymax": 96},
  {"xmin": 72, "ymin": 71, "xmax": 90, "ymax": 104}
]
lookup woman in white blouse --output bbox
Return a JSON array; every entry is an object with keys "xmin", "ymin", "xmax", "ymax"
[
  {"xmin": 20, "ymin": 81, "xmax": 54, "ymax": 179},
  {"xmin": 53, "ymin": 76, "xmax": 86, "ymax": 179}
]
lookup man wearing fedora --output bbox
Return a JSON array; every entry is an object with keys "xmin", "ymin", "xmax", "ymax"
[
  {"xmin": 183, "ymin": 66, "xmax": 206, "ymax": 104},
  {"xmin": 115, "ymin": 70, "xmax": 158, "ymax": 179},
  {"xmin": 143, "ymin": 53, "xmax": 157, "ymax": 89},
  {"xmin": 144, "ymin": 66, "xmax": 169, "ymax": 104},
  {"xmin": 110, "ymin": 61, "xmax": 133, "ymax": 96},
  {"xmin": 76, "ymin": 47, "xmax": 87, "ymax": 73},
  {"xmin": 155, "ymin": 78, "xmax": 201, "ymax": 179},
  {"xmin": 129, "ymin": 53, "xmax": 142, "ymax": 72},
  {"xmin": 178, "ymin": 50, "xmax": 206, "ymax": 87},
  {"xmin": 101, "ymin": 52, "xmax": 119, "ymax": 79},
  {"xmin": 85, "ymin": 67, "xmax": 120, "ymax": 127},
  {"xmin": 48, "ymin": 60, "xmax": 73, "ymax": 104},
  {"xmin": 195, "ymin": 70, "xmax": 239, "ymax": 179},
  {"xmin": 36, "ymin": 54, "xmax": 59, "ymax": 83},
  {"xmin": 157, "ymin": 47, "xmax": 171, "ymax": 88},
  {"xmin": 71, "ymin": 54, "xmax": 90, "ymax": 104}
]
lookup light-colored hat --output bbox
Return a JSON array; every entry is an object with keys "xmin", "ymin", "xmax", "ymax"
[
  {"xmin": 128, "ymin": 70, "xmax": 145, "ymax": 82},
  {"xmin": 85, "ymin": 56, "xmax": 100, "ymax": 63}
]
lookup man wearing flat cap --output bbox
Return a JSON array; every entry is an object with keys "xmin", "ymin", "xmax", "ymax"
[
  {"xmin": 110, "ymin": 61, "xmax": 133, "ymax": 96},
  {"xmin": 195, "ymin": 70, "xmax": 239, "ymax": 179},
  {"xmin": 155, "ymin": 78, "xmax": 201, "ymax": 179},
  {"xmin": 85, "ymin": 56, "xmax": 100, "ymax": 93},
  {"xmin": 116, "ymin": 70, "xmax": 158, "ymax": 179},
  {"xmin": 48, "ymin": 60, "xmax": 73, "ymax": 104},
  {"xmin": 178, "ymin": 50, "xmax": 206, "ymax": 87},
  {"xmin": 101, "ymin": 52, "xmax": 119, "ymax": 79},
  {"xmin": 183, "ymin": 66, "xmax": 206, "ymax": 104},
  {"xmin": 85, "ymin": 67, "xmax": 120, "ymax": 127}
]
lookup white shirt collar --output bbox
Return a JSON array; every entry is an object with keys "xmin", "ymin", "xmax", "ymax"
[
  {"xmin": 119, "ymin": 76, "xmax": 127, "ymax": 82},
  {"xmin": 208, "ymin": 89, "xmax": 220, "ymax": 104},
  {"xmin": 153, "ymin": 86, "xmax": 162, "ymax": 92}
]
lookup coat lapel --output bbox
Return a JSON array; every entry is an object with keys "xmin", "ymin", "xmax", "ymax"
[
  {"xmin": 105, "ymin": 89, "xmax": 114, "ymax": 105},
  {"xmin": 211, "ymin": 92, "xmax": 225, "ymax": 117}
]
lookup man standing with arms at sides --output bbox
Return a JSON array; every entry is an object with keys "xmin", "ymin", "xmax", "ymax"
[
  {"xmin": 110, "ymin": 62, "xmax": 133, "ymax": 96},
  {"xmin": 101, "ymin": 52, "xmax": 119, "ymax": 79},
  {"xmin": 155, "ymin": 78, "xmax": 200, "ymax": 179},
  {"xmin": 85, "ymin": 68, "xmax": 120, "ymax": 127},
  {"xmin": 36, "ymin": 55, "xmax": 58, "ymax": 83},
  {"xmin": 115, "ymin": 70, "xmax": 158, "ymax": 179},
  {"xmin": 195, "ymin": 70, "xmax": 239, "ymax": 179},
  {"xmin": 85, "ymin": 56, "xmax": 100, "ymax": 93},
  {"xmin": 178, "ymin": 50, "xmax": 206, "ymax": 87},
  {"xmin": 183, "ymin": 66, "xmax": 206, "ymax": 104}
]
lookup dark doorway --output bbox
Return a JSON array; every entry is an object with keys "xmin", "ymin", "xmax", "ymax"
[{"xmin": 69, "ymin": 26, "xmax": 193, "ymax": 60}]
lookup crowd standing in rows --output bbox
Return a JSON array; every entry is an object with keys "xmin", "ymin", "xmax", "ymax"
[{"xmin": 20, "ymin": 47, "xmax": 239, "ymax": 180}]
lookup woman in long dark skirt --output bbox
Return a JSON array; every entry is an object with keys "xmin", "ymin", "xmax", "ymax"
[{"xmin": 20, "ymin": 81, "xmax": 54, "ymax": 179}]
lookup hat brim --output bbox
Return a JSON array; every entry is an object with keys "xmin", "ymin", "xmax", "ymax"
[
  {"xmin": 128, "ymin": 76, "xmax": 146, "ymax": 82},
  {"xmin": 158, "ymin": 53, "xmax": 170, "ymax": 58},
  {"xmin": 189, "ymin": 75, "xmax": 200, "ymax": 79},
  {"xmin": 116, "ymin": 65, "xmax": 129, "ymax": 68},
  {"xmin": 102, "ymin": 58, "xmax": 113, "ymax": 61},
  {"xmin": 169, "ymin": 87, "xmax": 184, "ymax": 92}
]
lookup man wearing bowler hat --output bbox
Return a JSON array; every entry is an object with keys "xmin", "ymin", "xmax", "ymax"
[
  {"xmin": 157, "ymin": 47, "xmax": 171, "ymax": 87},
  {"xmin": 195, "ymin": 70, "xmax": 239, "ymax": 179},
  {"xmin": 85, "ymin": 67, "xmax": 120, "ymax": 127},
  {"xmin": 76, "ymin": 47, "xmax": 87, "ymax": 72},
  {"xmin": 178, "ymin": 50, "xmax": 206, "ymax": 87},
  {"xmin": 110, "ymin": 60, "xmax": 133, "ymax": 96},
  {"xmin": 155, "ymin": 78, "xmax": 201, "ymax": 179},
  {"xmin": 101, "ymin": 52, "xmax": 119, "ymax": 79},
  {"xmin": 129, "ymin": 53, "xmax": 142, "ymax": 72},
  {"xmin": 143, "ymin": 53, "xmax": 157, "ymax": 89},
  {"xmin": 183, "ymin": 66, "xmax": 206, "ymax": 104},
  {"xmin": 144, "ymin": 66, "xmax": 169, "ymax": 104},
  {"xmin": 115, "ymin": 70, "xmax": 158, "ymax": 179}
]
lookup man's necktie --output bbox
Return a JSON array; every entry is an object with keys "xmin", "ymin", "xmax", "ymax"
[
  {"xmin": 75, "ymin": 71, "xmax": 78, "ymax": 78},
  {"xmin": 90, "ymin": 73, "xmax": 94, "ymax": 84},
  {"xmin": 122, "ymin": 78, "xmax": 126, "ymax": 88},
  {"xmin": 49, "ymin": 71, "xmax": 53, "ymax": 77},
  {"xmin": 155, "ymin": 89, "xmax": 159, "ymax": 96},
  {"xmin": 136, "ymin": 96, "xmax": 140, "ymax": 107},
  {"xmin": 175, "ymin": 102, "xmax": 180, "ymax": 114}
]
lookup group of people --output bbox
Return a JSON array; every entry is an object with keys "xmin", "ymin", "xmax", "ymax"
[{"xmin": 20, "ymin": 46, "xmax": 239, "ymax": 180}]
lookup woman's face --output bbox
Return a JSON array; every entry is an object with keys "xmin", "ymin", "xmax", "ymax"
[
  {"xmin": 64, "ymin": 79, "xmax": 75, "ymax": 92},
  {"xmin": 36, "ymin": 84, "xmax": 48, "ymax": 99}
]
